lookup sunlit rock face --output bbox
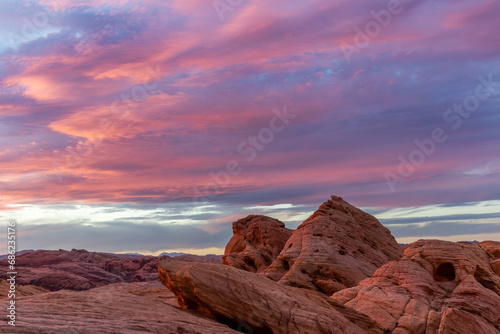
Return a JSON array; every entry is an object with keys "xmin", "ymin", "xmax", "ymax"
[
  {"xmin": 332, "ymin": 240, "xmax": 500, "ymax": 334},
  {"xmin": 159, "ymin": 260, "xmax": 385, "ymax": 334},
  {"xmin": 6, "ymin": 281, "xmax": 239, "ymax": 333},
  {"xmin": 222, "ymin": 215, "xmax": 292, "ymax": 273},
  {"xmin": 264, "ymin": 196, "xmax": 403, "ymax": 295}
]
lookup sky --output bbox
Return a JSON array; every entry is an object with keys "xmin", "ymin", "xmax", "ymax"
[{"xmin": 0, "ymin": 0, "xmax": 499, "ymax": 255}]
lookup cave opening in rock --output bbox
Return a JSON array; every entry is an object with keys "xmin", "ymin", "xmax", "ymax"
[
  {"xmin": 282, "ymin": 260, "xmax": 290, "ymax": 271},
  {"xmin": 243, "ymin": 257, "xmax": 257, "ymax": 271},
  {"xmin": 434, "ymin": 263, "xmax": 456, "ymax": 281}
]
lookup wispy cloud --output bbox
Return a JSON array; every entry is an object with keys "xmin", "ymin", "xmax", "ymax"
[{"xmin": 1, "ymin": 0, "xmax": 499, "ymax": 251}]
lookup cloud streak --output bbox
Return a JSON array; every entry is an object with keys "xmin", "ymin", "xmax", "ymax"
[{"xmin": 1, "ymin": 0, "xmax": 499, "ymax": 251}]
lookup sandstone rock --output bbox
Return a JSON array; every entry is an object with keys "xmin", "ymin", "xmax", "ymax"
[
  {"xmin": 332, "ymin": 239, "xmax": 500, "ymax": 333},
  {"xmin": 159, "ymin": 260, "xmax": 384, "ymax": 334},
  {"xmin": 480, "ymin": 240, "xmax": 500, "ymax": 276},
  {"xmin": 1, "ymin": 281, "xmax": 238, "ymax": 333},
  {"xmin": 175, "ymin": 254, "xmax": 222, "ymax": 264},
  {"xmin": 264, "ymin": 196, "xmax": 403, "ymax": 294},
  {"xmin": 492, "ymin": 259, "xmax": 500, "ymax": 277},
  {"xmin": 222, "ymin": 215, "xmax": 292, "ymax": 273},
  {"xmin": 0, "ymin": 249, "xmax": 222, "ymax": 291},
  {"xmin": 0, "ymin": 279, "xmax": 47, "ymax": 298},
  {"xmin": 11, "ymin": 249, "xmax": 116, "ymax": 267}
]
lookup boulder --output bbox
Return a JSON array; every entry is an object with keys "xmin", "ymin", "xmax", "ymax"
[
  {"xmin": 222, "ymin": 215, "xmax": 292, "ymax": 273},
  {"xmin": 264, "ymin": 196, "xmax": 403, "ymax": 294},
  {"xmin": 159, "ymin": 260, "xmax": 384, "ymax": 334},
  {"xmin": 332, "ymin": 240, "xmax": 500, "ymax": 333}
]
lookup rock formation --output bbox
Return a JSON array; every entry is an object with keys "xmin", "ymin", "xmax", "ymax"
[
  {"xmin": 222, "ymin": 215, "xmax": 292, "ymax": 273},
  {"xmin": 0, "ymin": 249, "xmax": 221, "ymax": 291},
  {"xmin": 480, "ymin": 240, "xmax": 500, "ymax": 276},
  {"xmin": 159, "ymin": 260, "xmax": 384, "ymax": 334},
  {"xmin": 5, "ymin": 196, "xmax": 500, "ymax": 334},
  {"xmin": 4, "ymin": 281, "xmax": 239, "ymax": 333},
  {"xmin": 332, "ymin": 239, "xmax": 500, "ymax": 333},
  {"xmin": 264, "ymin": 196, "xmax": 403, "ymax": 294}
]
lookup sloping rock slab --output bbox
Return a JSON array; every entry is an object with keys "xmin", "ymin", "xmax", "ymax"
[
  {"xmin": 0, "ymin": 281, "xmax": 238, "ymax": 333},
  {"xmin": 159, "ymin": 260, "xmax": 384, "ymax": 334}
]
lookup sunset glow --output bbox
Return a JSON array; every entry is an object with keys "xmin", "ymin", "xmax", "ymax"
[{"xmin": 1, "ymin": 0, "xmax": 499, "ymax": 253}]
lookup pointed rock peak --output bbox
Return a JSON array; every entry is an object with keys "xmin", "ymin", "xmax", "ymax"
[
  {"xmin": 265, "ymin": 195, "xmax": 403, "ymax": 295},
  {"xmin": 302, "ymin": 195, "xmax": 381, "ymax": 229}
]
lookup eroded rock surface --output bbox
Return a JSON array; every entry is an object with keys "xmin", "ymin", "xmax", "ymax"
[
  {"xmin": 480, "ymin": 240, "xmax": 500, "ymax": 276},
  {"xmin": 0, "ymin": 249, "xmax": 221, "ymax": 291},
  {"xmin": 332, "ymin": 239, "xmax": 500, "ymax": 334},
  {"xmin": 0, "ymin": 281, "xmax": 238, "ymax": 334},
  {"xmin": 264, "ymin": 196, "xmax": 403, "ymax": 294},
  {"xmin": 159, "ymin": 260, "xmax": 384, "ymax": 334},
  {"xmin": 222, "ymin": 215, "xmax": 292, "ymax": 273}
]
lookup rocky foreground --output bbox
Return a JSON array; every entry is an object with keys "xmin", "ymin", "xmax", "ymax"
[
  {"xmin": 1, "ymin": 281, "xmax": 239, "ymax": 333},
  {"xmin": 1, "ymin": 195, "xmax": 499, "ymax": 333}
]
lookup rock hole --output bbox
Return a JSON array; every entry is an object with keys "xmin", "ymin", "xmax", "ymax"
[
  {"xmin": 434, "ymin": 263, "xmax": 455, "ymax": 282},
  {"xmin": 339, "ymin": 250, "xmax": 346, "ymax": 255},
  {"xmin": 283, "ymin": 260, "xmax": 290, "ymax": 271},
  {"xmin": 314, "ymin": 249, "xmax": 319, "ymax": 253},
  {"xmin": 243, "ymin": 257, "xmax": 257, "ymax": 271},
  {"xmin": 288, "ymin": 243, "xmax": 293, "ymax": 249}
]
